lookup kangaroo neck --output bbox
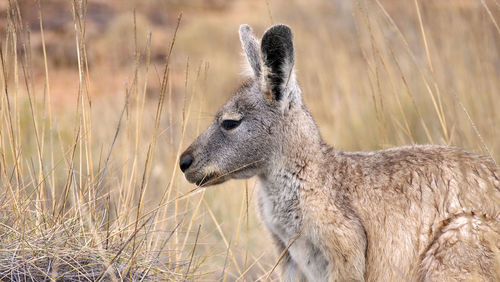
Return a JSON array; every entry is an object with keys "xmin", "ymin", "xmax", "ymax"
[{"xmin": 259, "ymin": 104, "xmax": 325, "ymax": 193}]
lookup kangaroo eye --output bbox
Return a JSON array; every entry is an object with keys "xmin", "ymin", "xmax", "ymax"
[{"xmin": 221, "ymin": 119, "xmax": 242, "ymax": 130}]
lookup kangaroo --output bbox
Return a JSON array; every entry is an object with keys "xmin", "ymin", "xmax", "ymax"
[{"xmin": 179, "ymin": 24, "xmax": 500, "ymax": 281}]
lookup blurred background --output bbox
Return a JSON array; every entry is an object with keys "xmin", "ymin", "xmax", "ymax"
[{"xmin": 0, "ymin": 0, "xmax": 499, "ymax": 280}]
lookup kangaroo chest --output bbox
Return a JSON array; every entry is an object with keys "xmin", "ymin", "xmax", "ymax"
[
  {"xmin": 257, "ymin": 177, "xmax": 331, "ymax": 281},
  {"xmin": 257, "ymin": 179, "xmax": 302, "ymax": 241}
]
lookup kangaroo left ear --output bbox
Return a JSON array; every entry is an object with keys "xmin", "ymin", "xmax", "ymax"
[
  {"xmin": 261, "ymin": 24, "xmax": 295, "ymax": 102},
  {"xmin": 239, "ymin": 24, "xmax": 262, "ymax": 78}
]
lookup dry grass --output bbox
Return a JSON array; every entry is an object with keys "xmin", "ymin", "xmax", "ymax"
[{"xmin": 0, "ymin": 0, "xmax": 498, "ymax": 281}]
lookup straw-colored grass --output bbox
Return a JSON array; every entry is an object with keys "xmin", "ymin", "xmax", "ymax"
[{"xmin": 0, "ymin": 0, "xmax": 498, "ymax": 280}]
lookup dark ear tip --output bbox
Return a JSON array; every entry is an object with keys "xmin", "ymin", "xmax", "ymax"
[
  {"xmin": 262, "ymin": 24, "xmax": 292, "ymax": 41},
  {"xmin": 261, "ymin": 24, "xmax": 294, "ymax": 63},
  {"xmin": 261, "ymin": 24, "xmax": 294, "ymax": 55}
]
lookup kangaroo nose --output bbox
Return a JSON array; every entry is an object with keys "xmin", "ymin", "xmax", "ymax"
[{"xmin": 179, "ymin": 153, "xmax": 194, "ymax": 172}]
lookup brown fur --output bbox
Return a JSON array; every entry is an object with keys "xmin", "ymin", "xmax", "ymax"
[{"xmin": 180, "ymin": 24, "xmax": 500, "ymax": 281}]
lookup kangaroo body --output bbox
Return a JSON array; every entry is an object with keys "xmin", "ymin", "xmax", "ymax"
[
  {"xmin": 259, "ymin": 141, "xmax": 499, "ymax": 281},
  {"xmin": 180, "ymin": 24, "xmax": 500, "ymax": 281}
]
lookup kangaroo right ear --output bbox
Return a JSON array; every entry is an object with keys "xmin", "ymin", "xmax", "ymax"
[
  {"xmin": 260, "ymin": 24, "xmax": 294, "ymax": 102},
  {"xmin": 239, "ymin": 24, "xmax": 262, "ymax": 78}
]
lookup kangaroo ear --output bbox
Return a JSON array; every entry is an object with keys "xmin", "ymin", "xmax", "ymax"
[
  {"xmin": 239, "ymin": 24, "xmax": 261, "ymax": 78},
  {"xmin": 261, "ymin": 24, "xmax": 294, "ymax": 102}
]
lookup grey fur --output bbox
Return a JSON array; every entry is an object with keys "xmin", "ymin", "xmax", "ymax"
[
  {"xmin": 180, "ymin": 24, "xmax": 500, "ymax": 281},
  {"xmin": 239, "ymin": 24, "xmax": 261, "ymax": 77}
]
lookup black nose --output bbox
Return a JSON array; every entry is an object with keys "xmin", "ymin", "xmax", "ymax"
[{"xmin": 179, "ymin": 153, "xmax": 194, "ymax": 172}]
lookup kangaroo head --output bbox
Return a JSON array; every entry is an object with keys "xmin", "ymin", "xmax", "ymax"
[{"xmin": 180, "ymin": 24, "xmax": 310, "ymax": 186}]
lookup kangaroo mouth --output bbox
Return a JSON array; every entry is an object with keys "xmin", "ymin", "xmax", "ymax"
[
  {"xmin": 195, "ymin": 172, "xmax": 220, "ymax": 186},
  {"xmin": 185, "ymin": 170, "xmax": 226, "ymax": 187},
  {"xmin": 196, "ymin": 172, "xmax": 227, "ymax": 186}
]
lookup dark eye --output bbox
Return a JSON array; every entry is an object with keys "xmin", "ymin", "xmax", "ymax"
[{"xmin": 221, "ymin": 119, "xmax": 242, "ymax": 130}]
